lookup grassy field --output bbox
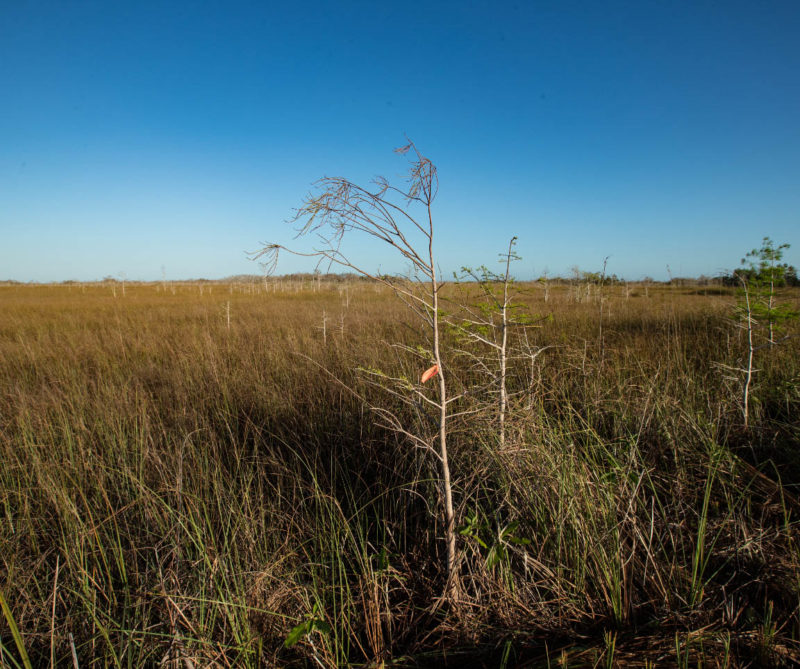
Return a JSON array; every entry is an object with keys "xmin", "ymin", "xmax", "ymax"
[{"xmin": 1, "ymin": 279, "xmax": 799, "ymax": 667}]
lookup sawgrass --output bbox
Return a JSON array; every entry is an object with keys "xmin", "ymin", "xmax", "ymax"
[{"xmin": 1, "ymin": 280, "xmax": 799, "ymax": 666}]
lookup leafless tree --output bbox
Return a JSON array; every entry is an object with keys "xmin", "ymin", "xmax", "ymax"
[{"xmin": 255, "ymin": 142, "xmax": 461, "ymax": 598}]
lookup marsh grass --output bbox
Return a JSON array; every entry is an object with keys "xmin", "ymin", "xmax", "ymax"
[{"xmin": 1, "ymin": 281, "xmax": 799, "ymax": 666}]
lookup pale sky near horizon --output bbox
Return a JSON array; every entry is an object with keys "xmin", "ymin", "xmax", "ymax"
[{"xmin": 2, "ymin": 1, "xmax": 799, "ymax": 282}]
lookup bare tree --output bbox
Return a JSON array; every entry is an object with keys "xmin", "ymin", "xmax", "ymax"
[
  {"xmin": 453, "ymin": 238, "xmax": 521, "ymax": 448},
  {"xmin": 739, "ymin": 274, "xmax": 756, "ymax": 429},
  {"xmin": 719, "ymin": 239, "xmax": 798, "ymax": 429},
  {"xmin": 255, "ymin": 142, "xmax": 461, "ymax": 598}
]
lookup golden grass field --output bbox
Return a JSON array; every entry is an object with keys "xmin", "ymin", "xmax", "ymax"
[{"xmin": 1, "ymin": 279, "xmax": 799, "ymax": 666}]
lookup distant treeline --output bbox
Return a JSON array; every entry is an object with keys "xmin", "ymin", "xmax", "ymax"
[
  {"xmin": 2, "ymin": 269, "xmax": 799, "ymax": 286},
  {"xmin": 720, "ymin": 265, "xmax": 799, "ymax": 287}
]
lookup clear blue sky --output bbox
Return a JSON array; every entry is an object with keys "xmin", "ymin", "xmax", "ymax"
[{"xmin": 2, "ymin": 0, "xmax": 799, "ymax": 282}]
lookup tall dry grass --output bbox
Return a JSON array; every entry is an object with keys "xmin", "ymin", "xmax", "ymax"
[{"xmin": 1, "ymin": 280, "xmax": 799, "ymax": 666}]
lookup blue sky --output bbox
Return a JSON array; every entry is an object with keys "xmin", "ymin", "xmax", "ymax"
[{"xmin": 2, "ymin": 0, "xmax": 799, "ymax": 282}]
